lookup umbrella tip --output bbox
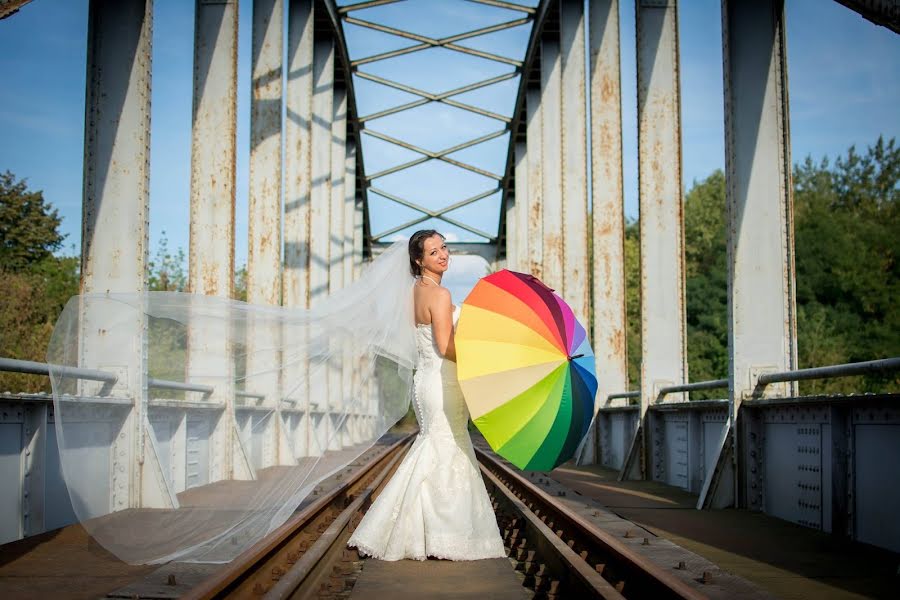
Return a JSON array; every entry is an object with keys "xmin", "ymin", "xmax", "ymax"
[{"xmin": 568, "ymin": 353, "xmax": 584, "ymax": 361}]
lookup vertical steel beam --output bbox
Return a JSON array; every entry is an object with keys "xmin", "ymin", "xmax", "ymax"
[
  {"xmin": 343, "ymin": 142, "xmax": 357, "ymax": 443},
  {"xmin": 560, "ymin": 0, "xmax": 589, "ymax": 327},
  {"xmin": 525, "ymin": 85, "xmax": 543, "ymax": 279},
  {"xmin": 248, "ymin": 0, "xmax": 283, "ymax": 306},
  {"xmin": 327, "ymin": 86, "xmax": 347, "ymax": 450},
  {"xmin": 636, "ymin": 0, "xmax": 686, "ymax": 411},
  {"xmin": 284, "ymin": 0, "xmax": 314, "ymax": 310},
  {"xmin": 539, "ymin": 36, "xmax": 563, "ymax": 290},
  {"xmin": 309, "ymin": 35, "xmax": 335, "ymax": 456},
  {"xmin": 722, "ymin": 0, "xmax": 796, "ymax": 507},
  {"xmin": 81, "ymin": 0, "xmax": 154, "ymax": 509},
  {"xmin": 189, "ymin": 0, "xmax": 239, "ymax": 483},
  {"xmin": 343, "ymin": 142, "xmax": 357, "ymax": 290},
  {"xmin": 329, "ymin": 87, "xmax": 348, "ymax": 294},
  {"xmin": 586, "ymin": 0, "xmax": 627, "ymax": 464},
  {"xmin": 511, "ymin": 140, "xmax": 529, "ymax": 271},
  {"xmin": 247, "ymin": 0, "xmax": 283, "ymax": 470},
  {"xmin": 284, "ymin": 0, "xmax": 314, "ymax": 458}
]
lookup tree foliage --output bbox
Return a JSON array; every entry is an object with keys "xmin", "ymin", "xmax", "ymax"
[
  {"xmin": 624, "ymin": 137, "xmax": 899, "ymax": 397},
  {"xmin": 0, "ymin": 171, "xmax": 64, "ymax": 271}
]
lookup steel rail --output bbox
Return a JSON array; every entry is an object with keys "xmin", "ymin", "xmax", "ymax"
[
  {"xmin": 0, "ymin": 356, "xmax": 117, "ymax": 384},
  {"xmin": 480, "ymin": 464, "xmax": 626, "ymax": 599},
  {"xmin": 183, "ymin": 433, "xmax": 414, "ymax": 600},
  {"xmin": 263, "ymin": 439, "xmax": 410, "ymax": 599},
  {"xmin": 475, "ymin": 445, "xmax": 709, "ymax": 599}
]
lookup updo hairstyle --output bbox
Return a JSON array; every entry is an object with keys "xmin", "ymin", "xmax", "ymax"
[{"xmin": 408, "ymin": 229, "xmax": 445, "ymax": 277}]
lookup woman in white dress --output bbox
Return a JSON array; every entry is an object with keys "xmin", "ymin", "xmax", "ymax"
[{"xmin": 347, "ymin": 230, "xmax": 507, "ymax": 561}]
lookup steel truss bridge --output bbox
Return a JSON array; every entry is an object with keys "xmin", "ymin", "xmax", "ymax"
[{"xmin": 0, "ymin": 0, "xmax": 898, "ymax": 560}]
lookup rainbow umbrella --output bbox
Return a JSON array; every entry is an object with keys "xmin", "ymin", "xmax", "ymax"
[{"xmin": 456, "ymin": 270, "xmax": 598, "ymax": 471}]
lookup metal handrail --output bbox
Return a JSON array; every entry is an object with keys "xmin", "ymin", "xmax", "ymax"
[
  {"xmin": 659, "ymin": 379, "xmax": 728, "ymax": 396},
  {"xmin": 0, "ymin": 357, "xmax": 117, "ymax": 384},
  {"xmin": 147, "ymin": 378, "xmax": 214, "ymax": 395},
  {"xmin": 757, "ymin": 357, "xmax": 900, "ymax": 385},
  {"xmin": 607, "ymin": 391, "xmax": 639, "ymax": 401}
]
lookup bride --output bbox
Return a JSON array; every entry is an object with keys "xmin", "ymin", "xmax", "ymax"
[{"xmin": 347, "ymin": 230, "xmax": 507, "ymax": 561}]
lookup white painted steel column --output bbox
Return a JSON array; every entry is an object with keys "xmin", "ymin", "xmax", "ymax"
[
  {"xmin": 585, "ymin": 0, "xmax": 627, "ymax": 464},
  {"xmin": 636, "ymin": 0, "xmax": 687, "ymax": 414},
  {"xmin": 721, "ymin": 0, "xmax": 797, "ymax": 508},
  {"xmin": 343, "ymin": 143, "xmax": 359, "ymax": 444},
  {"xmin": 309, "ymin": 36, "xmax": 335, "ymax": 456},
  {"xmin": 525, "ymin": 86, "xmax": 543, "ymax": 279},
  {"xmin": 560, "ymin": 0, "xmax": 589, "ymax": 328},
  {"xmin": 540, "ymin": 36, "xmax": 562, "ymax": 290},
  {"xmin": 81, "ymin": 0, "xmax": 168, "ymax": 509},
  {"xmin": 188, "ymin": 0, "xmax": 241, "ymax": 484},
  {"xmin": 328, "ymin": 86, "xmax": 347, "ymax": 450},
  {"xmin": 284, "ymin": 0, "xmax": 315, "ymax": 459},
  {"xmin": 247, "ymin": 0, "xmax": 283, "ymax": 470},
  {"xmin": 511, "ymin": 140, "xmax": 529, "ymax": 271}
]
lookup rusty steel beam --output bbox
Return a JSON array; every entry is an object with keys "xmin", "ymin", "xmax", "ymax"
[
  {"xmin": 284, "ymin": 0, "xmax": 315, "ymax": 311},
  {"xmin": 525, "ymin": 85, "xmax": 544, "ymax": 278},
  {"xmin": 560, "ymin": 0, "xmax": 589, "ymax": 328},
  {"xmin": 308, "ymin": 34, "xmax": 335, "ymax": 456},
  {"xmin": 188, "ymin": 0, "xmax": 239, "ymax": 482},
  {"xmin": 582, "ymin": 0, "xmax": 627, "ymax": 465},
  {"xmin": 636, "ymin": 0, "xmax": 687, "ymax": 411},
  {"xmin": 81, "ymin": 0, "xmax": 160, "ymax": 509},
  {"xmin": 540, "ymin": 34, "xmax": 563, "ymax": 292},
  {"xmin": 589, "ymin": 0, "xmax": 628, "ymax": 418},
  {"xmin": 248, "ymin": 0, "xmax": 283, "ymax": 307},
  {"xmin": 329, "ymin": 86, "xmax": 348, "ymax": 294}
]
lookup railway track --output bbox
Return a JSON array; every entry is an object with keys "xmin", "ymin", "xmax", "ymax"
[
  {"xmin": 474, "ymin": 444, "xmax": 707, "ymax": 600},
  {"xmin": 181, "ymin": 435, "xmax": 707, "ymax": 600},
  {"xmin": 182, "ymin": 434, "xmax": 414, "ymax": 600}
]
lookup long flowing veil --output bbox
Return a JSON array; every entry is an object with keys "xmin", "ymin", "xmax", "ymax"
[{"xmin": 47, "ymin": 240, "xmax": 416, "ymax": 564}]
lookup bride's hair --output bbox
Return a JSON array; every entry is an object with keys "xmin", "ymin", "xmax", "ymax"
[{"xmin": 408, "ymin": 229, "xmax": 445, "ymax": 276}]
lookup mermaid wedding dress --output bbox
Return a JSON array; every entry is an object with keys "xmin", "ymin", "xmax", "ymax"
[{"xmin": 347, "ymin": 305, "xmax": 507, "ymax": 561}]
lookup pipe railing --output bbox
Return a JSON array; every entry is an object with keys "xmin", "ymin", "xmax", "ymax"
[
  {"xmin": 605, "ymin": 357, "xmax": 899, "ymax": 405},
  {"xmin": 0, "ymin": 356, "xmax": 268, "ymax": 401},
  {"xmin": 148, "ymin": 378, "xmax": 214, "ymax": 396},
  {"xmin": 0, "ymin": 356, "xmax": 117, "ymax": 384},
  {"xmin": 756, "ymin": 357, "xmax": 900, "ymax": 386}
]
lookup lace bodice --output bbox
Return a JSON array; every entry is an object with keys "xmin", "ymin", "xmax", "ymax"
[{"xmin": 415, "ymin": 305, "xmax": 460, "ymax": 372}]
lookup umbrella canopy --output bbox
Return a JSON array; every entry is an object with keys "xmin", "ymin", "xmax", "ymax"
[{"xmin": 456, "ymin": 270, "xmax": 598, "ymax": 471}]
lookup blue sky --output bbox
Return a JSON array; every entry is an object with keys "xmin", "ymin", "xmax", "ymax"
[{"xmin": 0, "ymin": 0, "xmax": 897, "ymax": 293}]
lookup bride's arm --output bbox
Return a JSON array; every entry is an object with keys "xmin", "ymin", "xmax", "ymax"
[{"xmin": 430, "ymin": 288, "xmax": 457, "ymax": 362}]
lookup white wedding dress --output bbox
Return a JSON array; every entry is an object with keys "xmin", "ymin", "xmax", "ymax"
[{"xmin": 348, "ymin": 305, "xmax": 507, "ymax": 561}]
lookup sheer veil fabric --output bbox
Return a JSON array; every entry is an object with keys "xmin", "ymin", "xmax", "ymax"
[{"xmin": 47, "ymin": 241, "xmax": 417, "ymax": 564}]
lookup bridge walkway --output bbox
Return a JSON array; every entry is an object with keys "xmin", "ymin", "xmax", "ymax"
[{"xmin": 549, "ymin": 462, "xmax": 898, "ymax": 600}]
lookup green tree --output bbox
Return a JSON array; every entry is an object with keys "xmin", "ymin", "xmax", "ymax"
[
  {"xmin": 0, "ymin": 171, "xmax": 64, "ymax": 271},
  {"xmin": 148, "ymin": 231, "xmax": 187, "ymax": 291}
]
